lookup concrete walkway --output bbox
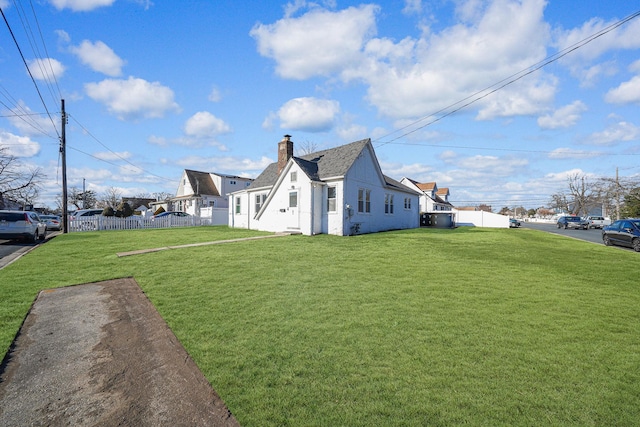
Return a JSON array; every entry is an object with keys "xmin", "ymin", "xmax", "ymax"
[{"xmin": 0, "ymin": 278, "xmax": 239, "ymax": 426}]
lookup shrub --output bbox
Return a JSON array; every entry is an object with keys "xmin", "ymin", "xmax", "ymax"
[{"xmin": 116, "ymin": 202, "xmax": 133, "ymax": 218}]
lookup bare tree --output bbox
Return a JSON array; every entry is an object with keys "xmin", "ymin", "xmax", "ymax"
[
  {"xmin": 67, "ymin": 186, "xmax": 97, "ymax": 209},
  {"xmin": 0, "ymin": 147, "xmax": 44, "ymax": 209},
  {"xmin": 101, "ymin": 187, "xmax": 122, "ymax": 208},
  {"xmin": 549, "ymin": 192, "xmax": 570, "ymax": 213},
  {"xmin": 594, "ymin": 175, "xmax": 640, "ymax": 220},
  {"xmin": 566, "ymin": 173, "xmax": 597, "ymax": 216},
  {"xmin": 295, "ymin": 139, "xmax": 319, "ymax": 156},
  {"xmin": 152, "ymin": 191, "xmax": 173, "ymax": 201}
]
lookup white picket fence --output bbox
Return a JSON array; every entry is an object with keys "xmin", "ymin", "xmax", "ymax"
[{"xmin": 68, "ymin": 215, "xmax": 208, "ymax": 232}]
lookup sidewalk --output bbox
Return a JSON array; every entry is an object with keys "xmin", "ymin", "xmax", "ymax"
[{"xmin": 0, "ymin": 278, "xmax": 240, "ymax": 426}]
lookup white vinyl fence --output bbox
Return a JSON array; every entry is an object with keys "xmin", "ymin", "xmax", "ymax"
[{"xmin": 69, "ymin": 214, "xmax": 206, "ymax": 232}]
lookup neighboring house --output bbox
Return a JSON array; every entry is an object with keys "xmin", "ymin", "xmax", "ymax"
[
  {"xmin": 229, "ymin": 135, "xmax": 420, "ymax": 236},
  {"xmin": 400, "ymin": 178, "xmax": 454, "ymax": 213},
  {"xmin": 152, "ymin": 170, "xmax": 253, "ymax": 216}
]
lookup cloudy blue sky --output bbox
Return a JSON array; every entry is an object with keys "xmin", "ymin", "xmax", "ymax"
[{"xmin": 1, "ymin": 0, "xmax": 639, "ymax": 210}]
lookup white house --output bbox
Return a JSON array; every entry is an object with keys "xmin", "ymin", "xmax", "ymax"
[
  {"xmin": 229, "ymin": 136, "xmax": 421, "ymax": 236},
  {"xmin": 152, "ymin": 170, "xmax": 253, "ymax": 218},
  {"xmin": 400, "ymin": 178, "xmax": 453, "ymax": 213}
]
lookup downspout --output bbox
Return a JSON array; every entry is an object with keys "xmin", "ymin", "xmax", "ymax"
[{"xmin": 310, "ymin": 183, "xmax": 315, "ymax": 235}]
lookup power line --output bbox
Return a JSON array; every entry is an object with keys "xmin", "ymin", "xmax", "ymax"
[
  {"xmin": 0, "ymin": 5, "xmax": 60, "ymax": 139},
  {"xmin": 0, "ymin": 85, "xmax": 57, "ymax": 138},
  {"xmin": 67, "ymin": 114, "xmax": 177, "ymax": 184},
  {"xmin": 373, "ymin": 9, "xmax": 640, "ymax": 148},
  {"xmin": 380, "ymin": 140, "xmax": 640, "ymax": 157}
]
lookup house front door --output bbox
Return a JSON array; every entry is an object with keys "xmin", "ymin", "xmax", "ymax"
[{"xmin": 288, "ymin": 190, "xmax": 300, "ymax": 229}]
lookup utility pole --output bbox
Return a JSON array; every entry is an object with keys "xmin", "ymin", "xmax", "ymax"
[
  {"xmin": 615, "ymin": 167, "xmax": 620, "ymax": 220},
  {"xmin": 61, "ymin": 99, "xmax": 68, "ymax": 233}
]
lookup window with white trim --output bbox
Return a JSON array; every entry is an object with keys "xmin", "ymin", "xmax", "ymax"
[
  {"xmin": 327, "ymin": 187, "xmax": 336, "ymax": 212},
  {"xmin": 404, "ymin": 197, "xmax": 411, "ymax": 209},
  {"xmin": 384, "ymin": 194, "xmax": 394, "ymax": 214},
  {"xmin": 255, "ymin": 193, "xmax": 266, "ymax": 213},
  {"xmin": 358, "ymin": 188, "xmax": 371, "ymax": 213},
  {"xmin": 290, "ymin": 171, "xmax": 297, "ymax": 182},
  {"xmin": 235, "ymin": 197, "xmax": 241, "ymax": 214},
  {"xmin": 289, "ymin": 191, "xmax": 298, "ymax": 208}
]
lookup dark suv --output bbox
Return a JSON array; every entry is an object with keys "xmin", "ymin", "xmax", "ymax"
[{"xmin": 556, "ymin": 216, "xmax": 588, "ymax": 230}]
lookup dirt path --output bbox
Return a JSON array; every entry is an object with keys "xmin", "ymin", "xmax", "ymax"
[{"xmin": 0, "ymin": 278, "xmax": 240, "ymax": 426}]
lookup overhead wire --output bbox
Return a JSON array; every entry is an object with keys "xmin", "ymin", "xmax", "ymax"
[
  {"xmin": 373, "ymin": 9, "xmax": 640, "ymax": 148},
  {"xmin": 0, "ymin": 84, "xmax": 57, "ymax": 138},
  {"xmin": 68, "ymin": 114, "xmax": 177, "ymax": 184},
  {"xmin": 9, "ymin": 0, "xmax": 60, "ymax": 106},
  {"xmin": 0, "ymin": 4, "xmax": 60, "ymax": 139}
]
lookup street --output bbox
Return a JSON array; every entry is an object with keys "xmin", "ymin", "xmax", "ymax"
[
  {"xmin": 520, "ymin": 220, "xmax": 607, "ymax": 246},
  {"xmin": 0, "ymin": 233, "xmax": 58, "ymax": 269}
]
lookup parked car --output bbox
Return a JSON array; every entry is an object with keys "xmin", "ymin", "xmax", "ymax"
[
  {"xmin": 602, "ymin": 219, "xmax": 640, "ymax": 252},
  {"xmin": 509, "ymin": 218, "xmax": 521, "ymax": 228},
  {"xmin": 40, "ymin": 214, "xmax": 61, "ymax": 231},
  {"xmin": 556, "ymin": 216, "xmax": 588, "ymax": 230},
  {"xmin": 585, "ymin": 216, "xmax": 611, "ymax": 229},
  {"xmin": 0, "ymin": 210, "xmax": 47, "ymax": 242},
  {"xmin": 69, "ymin": 209, "xmax": 104, "ymax": 231},
  {"xmin": 152, "ymin": 211, "xmax": 191, "ymax": 220},
  {"xmin": 69, "ymin": 209, "xmax": 103, "ymax": 219}
]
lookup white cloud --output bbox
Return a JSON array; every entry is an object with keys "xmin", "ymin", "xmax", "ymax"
[
  {"xmin": 456, "ymin": 154, "xmax": 528, "ymax": 176},
  {"xmin": 147, "ymin": 135, "xmax": 168, "ymax": 146},
  {"xmin": 586, "ymin": 121, "xmax": 640, "ymax": 146},
  {"xmin": 537, "ymin": 100, "xmax": 587, "ymax": 129},
  {"xmin": 4, "ymin": 102, "xmax": 58, "ymax": 137},
  {"xmin": 84, "ymin": 76, "xmax": 180, "ymax": 120},
  {"xmin": 379, "ymin": 160, "xmax": 432, "ymax": 179},
  {"xmin": 93, "ymin": 151, "xmax": 132, "ymax": 161},
  {"xmin": 277, "ymin": 97, "xmax": 340, "ymax": 132},
  {"xmin": 26, "ymin": 58, "xmax": 65, "ymax": 80},
  {"xmin": 208, "ymin": 86, "xmax": 222, "ymax": 102},
  {"xmin": 476, "ymin": 76, "xmax": 556, "ymax": 120},
  {"xmin": 402, "ymin": 0, "xmax": 422, "ymax": 15},
  {"xmin": 251, "ymin": 4, "xmax": 379, "ymax": 80},
  {"xmin": 183, "ymin": 111, "xmax": 231, "ymax": 138},
  {"xmin": 554, "ymin": 16, "xmax": 640, "ymax": 83},
  {"xmin": 336, "ymin": 122, "xmax": 368, "ymax": 142},
  {"xmin": 548, "ymin": 148, "xmax": 601, "ymax": 159},
  {"xmin": 49, "ymin": 0, "xmax": 115, "ymax": 12},
  {"xmin": 71, "ymin": 40, "xmax": 125, "ymax": 76},
  {"xmin": 0, "ymin": 131, "xmax": 41, "ymax": 157},
  {"xmin": 605, "ymin": 75, "xmax": 640, "ymax": 105},
  {"xmin": 364, "ymin": 0, "xmax": 553, "ymax": 120},
  {"xmin": 175, "ymin": 155, "xmax": 273, "ymax": 175},
  {"xmin": 253, "ymin": 0, "xmax": 557, "ymax": 122}
]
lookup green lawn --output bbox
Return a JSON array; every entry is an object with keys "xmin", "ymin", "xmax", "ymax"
[{"xmin": 1, "ymin": 226, "xmax": 639, "ymax": 426}]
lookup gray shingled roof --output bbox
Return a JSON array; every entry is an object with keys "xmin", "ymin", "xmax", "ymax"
[
  {"xmin": 247, "ymin": 139, "xmax": 370, "ymax": 190},
  {"xmin": 185, "ymin": 170, "xmax": 219, "ymax": 196}
]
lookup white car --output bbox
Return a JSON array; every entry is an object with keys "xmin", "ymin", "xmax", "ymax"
[{"xmin": 0, "ymin": 210, "xmax": 47, "ymax": 242}]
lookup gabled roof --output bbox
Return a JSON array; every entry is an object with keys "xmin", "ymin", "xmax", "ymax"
[
  {"xmin": 417, "ymin": 182, "xmax": 437, "ymax": 191},
  {"xmin": 385, "ymin": 175, "xmax": 420, "ymax": 194},
  {"xmin": 248, "ymin": 139, "xmax": 370, "ymax": 190},
  {"xmin": 184, "ymin": 169, "xmax": 219, "ymax": 196}
]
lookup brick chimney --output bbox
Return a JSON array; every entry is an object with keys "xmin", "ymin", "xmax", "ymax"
[{"xmin": 277, "ymin": 134, "xmax": 293, "ymax": 174}]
